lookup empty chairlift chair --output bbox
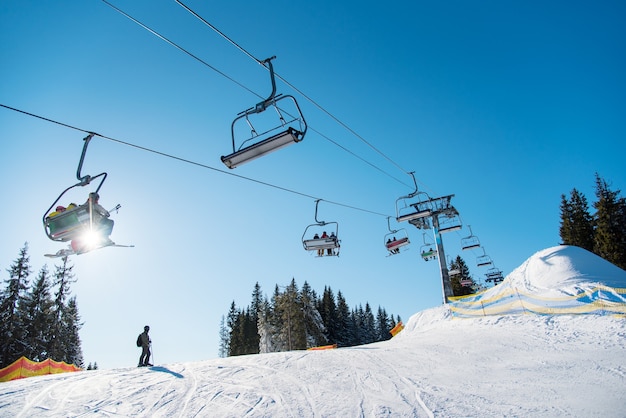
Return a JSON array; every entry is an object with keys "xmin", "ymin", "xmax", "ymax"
[
  {"xmin": 221, "ymin": 56, "xmax": 307, "ymax": 169},
  {"xmin": 461, "ymin": 225, "xmax": 481, "ymax": 251},
  {"xmin": 395, "ymin": 172, "xmax": 433, "ymax": 223}
]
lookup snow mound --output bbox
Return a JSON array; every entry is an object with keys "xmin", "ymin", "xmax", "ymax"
[
  {"xmin": 402, "ymin": 245, "xmax": 626, "ymax": 333},
  {"xmin": 503, "ymin": 245, "xmax": 626, "ymax": 296}
]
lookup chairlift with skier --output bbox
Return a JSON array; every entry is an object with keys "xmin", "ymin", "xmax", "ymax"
[
  {"xmin": 43, "ymin": 134, "xmax": 132, "ymax": 257},
  {"xmin": 302, "ymin": 200, "xmax": 340, "ymax": 257},
  {"xmin": 420, "ymin": 233, "xmax": 437, "ymax": 261},
  {"xmin": 384, "ymin": 217, "xmax": 410, "ymax": 255}
]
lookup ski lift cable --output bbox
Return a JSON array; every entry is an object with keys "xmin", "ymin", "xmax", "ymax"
[
  {"xmin": 174, "ymin": 0, "xmax": 413, "ymax": 179},
  {"xmin": 101, "ymin": 0, "xmax": 257, "ymax": 97},
  {"xmin": 0, "ymin": 104, "xmax": 389, "ymax": 218},
  {"xmin": 101, "ymin": 0, "xmax": 412, "ymax": 190}
]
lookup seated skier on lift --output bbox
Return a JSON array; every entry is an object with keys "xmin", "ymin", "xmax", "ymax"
[{"xmin": 71, "ymin": 192, "xmax": 115, "ymax": 253}]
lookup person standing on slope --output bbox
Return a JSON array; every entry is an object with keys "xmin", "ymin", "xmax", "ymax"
[{"xmin": 138, "ymin": 325, "xmax": 152, "ymax": 367}]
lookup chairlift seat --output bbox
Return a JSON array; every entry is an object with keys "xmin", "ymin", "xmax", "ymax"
[
  {"xmin": 46, "ymin": 205, "xmax": 90, "ymax": 241},
  {"xmin": 222, "ymin": 127, "xmax": 304, "ymax": 169},
  {"xmin": 439, "ymin": 225, "xmax": 462, "ymax": 234},
  {"xmin": 397, "ymin": 209, "xmax": 432, "ymax": 223},
  {"xmin": 461, "ymin": 239, "xmax": 481, "ymax": 251},
  {"xmin": 460, "ymin": 279, "xmax": 473, "ymax": 287},
  {"xmin": 385, "ymin": 237, "xmax": 409, "ymax": 251},
  {"xmin": 303, "ymin": 237, "xmax": 340, "ymax": 251},
  {"xmin": 421, "ymin": 249, "xmax": 436, "ymax": 259}
]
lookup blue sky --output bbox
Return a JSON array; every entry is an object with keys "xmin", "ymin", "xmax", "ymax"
[{"xmin": 1, "ymin": 0, "xmax": 624, "ymax": 368}]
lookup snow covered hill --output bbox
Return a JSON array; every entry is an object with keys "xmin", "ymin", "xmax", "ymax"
[{"xmin": 1, "ymin": 246, "xmax": 625, "ymax": 417}]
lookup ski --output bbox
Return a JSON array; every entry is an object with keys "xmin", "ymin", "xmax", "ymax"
[{"xmin": 45, "ymin": 243, "xmax": 134, "ymax": 258}]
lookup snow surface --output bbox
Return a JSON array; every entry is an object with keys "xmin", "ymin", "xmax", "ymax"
[{"xmin": 1, "ymin": 246, "xmax": 625, "ymax": 417}]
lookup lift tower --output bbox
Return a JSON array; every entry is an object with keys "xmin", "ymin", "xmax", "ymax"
[{"xmin": 399, "ymin": 193, "xmax": 461, "ymax": 303}]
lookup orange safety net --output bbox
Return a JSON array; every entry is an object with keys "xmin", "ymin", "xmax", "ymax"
[
  {"xmin": 390, "ymin": 321, "xmax": 404, "ymax": 337},
  {"xmin": 0, "ymin": 356, "xmax": 81, "ymax": 383}
]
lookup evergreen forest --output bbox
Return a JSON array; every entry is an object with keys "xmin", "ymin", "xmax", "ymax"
[
  {"xmin": 0, "ymin": 244, "xmax": 85, "ymax": 369},
  {"xmin": 559, "ymin": 173, "xmax": 626, "ymax": 270},
  {"xmin": 220, "ymin": 279, "xmax": 405, "ymax": 357}
]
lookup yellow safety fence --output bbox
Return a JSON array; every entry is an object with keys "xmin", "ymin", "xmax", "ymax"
[
  {"xmin": 449, "ymin": 285, "xmax": 626, "ymax": 318},
  {"xmin": 0, "ymin": 356, "xmax": 81, "ymax": 383}
]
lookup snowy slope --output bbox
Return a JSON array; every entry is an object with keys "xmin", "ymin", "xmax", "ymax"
[{"xmin": 1, "ymin": 246, "xmax": 625, "ymax": 417}]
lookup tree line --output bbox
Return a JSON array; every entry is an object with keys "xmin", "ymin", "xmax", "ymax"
[
  {"xmin": 220, "ymin": 279, "xmax": 402, "ymax": 357},
  {"xmin": 0, "ymin": 243, "xmax": 85, "ymax": 369},
  {"xmin": 560, "ymin": 174, "xmax": 626, "ymax": 270}
]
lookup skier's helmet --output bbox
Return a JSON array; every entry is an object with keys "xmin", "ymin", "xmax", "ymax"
[{"xmin": 144, "ymin": 325, "xmax": 150, "ymax": 331}]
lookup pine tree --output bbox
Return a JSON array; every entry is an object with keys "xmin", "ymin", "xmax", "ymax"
[
  {"xmin": 362, "ymin": 303, "xmax": 376, "ymax": 344},
  {"xmin": 49, "ymin": 256, "xmax": 76, "ymax": 361},
  {"xmin": 218, "ymin": 315, "xmax": 229, "ymax": 358},
  {"xmin": 22, "ymin": 265, "xmax": 55, "ymax": 361},
  {"xmin": 61, "ymin": 297, "xmax": 84, "ymax": 367},
  {"xmin": 559, "ymin": 189, "xmax": 595, "ymax": 251},
  {"xmin": 274, "ymin": 279, "xmax": 306, "ymax": 350},
  {"xmin": 246, "ymin": 283, "xmax": 262, "ymax": 354},
  {"xmin": 318, "ymin": 286, "xmax": 338, "ymax": 344},
  {"xmin": 0, "ymin": 243, "xmax": 32, "ymax": 367},
  {"xmin": 335, "ymin": 291, "xmax": 353, "ymax": 347},
  {"xmin": 301, "ymin": 281, "xmax": 326, "ymax": 348},
  {"xmin": 450, "ymin": 255, "xmax": 475, "ymax": 296},
  {"xmin": 257, "ymin": 296, "xmax": 276, "ymax": 354},
  {"xmin": 226, "ymin": 301, "xmax": 239, "ymax": 356},
  {"xmin": 375, "ymin": 306, "xmax": 391, "ymax": 341},
  {"xmin": 593, "ymin": 174, "xmax": 626, "ymax": 269}
]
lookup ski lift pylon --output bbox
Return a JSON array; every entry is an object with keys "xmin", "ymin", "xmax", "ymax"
[
  {"xmin": 302, "ymin": 200, "xmax": 340, "ymax": 257},
  {"xmin": 221, "ymin": 56, "xmax": 307, "ymax": 169},
  {"xmin": 384, "ymin": 217, "xmax": 410, "ymax": 255}
]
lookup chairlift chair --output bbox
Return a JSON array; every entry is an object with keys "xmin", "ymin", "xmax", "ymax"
[
  {"xmin": 447, "ymin": 256, "xmax": 461, "ymax": 276},
  {"xmin": 43, "ymin": 134, "xmax": 128, "ymax": 257},
  {"xmin": 384, "ymin": 217, "xmax": 410, "ymax": 255},
  {"xmin": 438, "ymin": 213, "xmax": 462, "ymax": 234},
  {"xmin": 221, "ymin": 57, "xmax": 307, "ymax": 169},
  {"xmin": 395, "ymin": 172, "xmax": 433, "ymax": 223},
  {"xmin": 476, "ymin": 247, "xmax": 493, "ymax": 267},
  {"xmin": 460, "ymin": 278, "xmax": 473, "ymax": 287},
  {"xmin": 43, "ymin": 134, "xmax": 108, "ymax": 243},
  {"xmin": 302, "ymin": 200, "xmax": 340, "ymax": 257},
  {"xmin": 461, "ymin": 225, "xmax": 481, "ymax": 251},
  {"xmin": 419, "ymin": 233, "xmax": 437, "ymax": 261},
  {"xmin": 485, "ymin": 267, "xmax": 504, "ymax": 284}
]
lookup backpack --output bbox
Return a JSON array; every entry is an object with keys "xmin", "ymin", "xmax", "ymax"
[{"xmin": 136, "ymin": 334, "xmax": 142, "ymax": 347}]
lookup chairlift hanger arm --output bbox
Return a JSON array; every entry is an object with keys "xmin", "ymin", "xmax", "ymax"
[{"xmin": 76, "ymin": 133, "xmax": 107, "ymax": 193}]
